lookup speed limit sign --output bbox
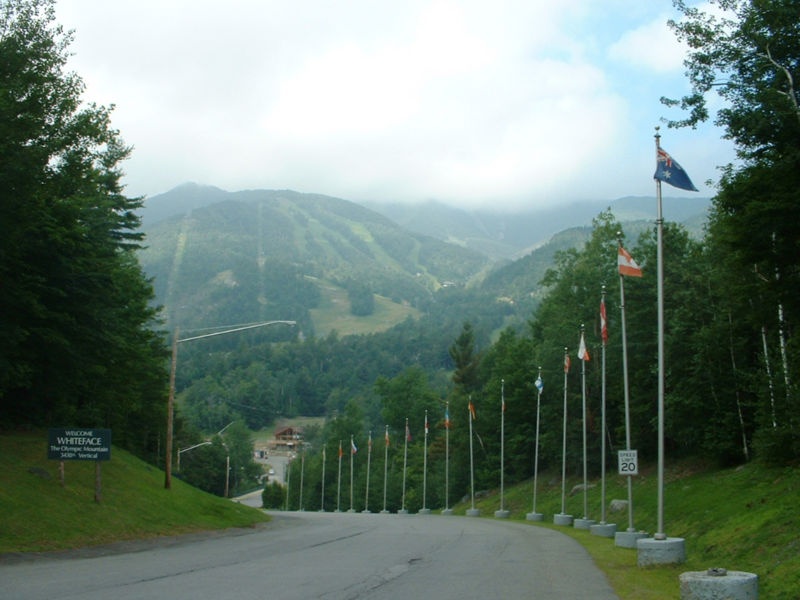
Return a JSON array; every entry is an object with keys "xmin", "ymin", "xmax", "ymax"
[{"xmin": 618, "ymin": 450, "xmax": 638, "ymax": 475}]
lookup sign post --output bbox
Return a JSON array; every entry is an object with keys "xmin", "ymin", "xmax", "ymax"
[
  {"xmin": 618, "ymin": 449, "xmax": 638, "ymax": 476},
  {"xmin": 48, "ymin": 428, "xmax": 112, "ymax": 503}
]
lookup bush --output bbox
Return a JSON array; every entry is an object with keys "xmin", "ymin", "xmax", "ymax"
[{"xmin": 261, "ymin": 481, "xmax": 286, "ymax": 509}]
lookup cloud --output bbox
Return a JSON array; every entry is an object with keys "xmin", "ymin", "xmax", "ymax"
[{"xmin": 55, "ymin": 0, "xmax": 728, "ymax": 208}]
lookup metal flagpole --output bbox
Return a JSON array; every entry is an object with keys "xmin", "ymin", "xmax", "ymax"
[
  {"xmin": 560, "ymin": 349, "xmax": 569, "ymax": 516},
  {"xmin": 336, "ymin": 440, "xmax": 342, "ymax": 512},
  {"xmin": 285, "ymin": 456, "xmax": 291, "ymax": 511},
  {"xmin": 467, "ymin": 397, "xmax": 479, "ymax": 516},
  {"xmin": 299, "ymin": 450, "xmax": 305, "ymax": 511},
  {"xmin": 442, "ymin": 403, "xmax": 453, "ymax": 515},
  {"xmin": 580, "ymin": 325, "xmax": 589, "ymax": 522},
  {"xmin": 420, "ymin": 411, "xmax": 430, "ymax": 514},
  {"xmin": 619, "ymin": 238, "xmax": 635, "ymax": 532},
  {"xmin": 400, "ymin": 418, "xmax": 409, "ymax": 513},
  {"xmin": 363, "ymin": 431, "xmax": 372, "ymax": 513},
  {"xmin": 528, "ymin": 368, "xmax": 544, "ymax": 520},
  {"xmin": 348, "ymin": 435, "xmax": 355, "ymax": 512},
  {"xmin": 654, "ymin": 132, "xmax": 666, "ymax": 540},
  {"xmin": 496, "ymin": 380, "xmax": 509, "ymax": 518},
  {"xmin": 320, "ymin": 445, "xmax": 326, "ymax": 512},
  {"xmin": 600, "ymin": 289, "xmax": 608, "ymax": 525},
  {"xmin": 381, "ymin": 425, "xmax": 389, "ymax": 513}
]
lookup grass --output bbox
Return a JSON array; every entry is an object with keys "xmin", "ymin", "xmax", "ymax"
[
  {"xmin": 3, "ymin": 429, "xmax": 798, "ymax": 598},
  {"xmin": 309, "ymin": 280, "xmax": 420, "ymax": 337},
  {"xmin": 0, "ymin": 431, "xmax": 269, "ymax": 554},
  {"xmin": 455, "ymin": 459, "xmax": 800, "ymax": 599}
]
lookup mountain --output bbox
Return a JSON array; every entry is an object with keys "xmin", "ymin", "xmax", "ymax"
[
  {"xmin": 364, "ymin": 196, "xmax": 711, "ymax": 259},
  {"xmin": 138, "ymin": 187, "xmax": 493, "ymax": 336}
]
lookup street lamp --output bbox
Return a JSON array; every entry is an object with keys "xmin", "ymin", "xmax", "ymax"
[
  {"xmin": 164, "ymin": 320, "xmax": 296, "ymax": 489},
  {"xmin": 176, "ymin": 441, "xmax": 211, "ymax": 472}
]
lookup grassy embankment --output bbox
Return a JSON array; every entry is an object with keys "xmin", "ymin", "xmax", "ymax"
[
  {"xmin": 2, "ymin": 430, "xmax": 798, "ymax": 598},
  {"xmin": 0, "ymin": 431, "xmax": 269, "ymax": 554}
]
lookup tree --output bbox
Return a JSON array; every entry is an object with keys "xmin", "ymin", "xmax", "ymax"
[
  {"xmin": 0, "ymin": 0, "xmax": 167, "ymax": 458},
  {"xmin": 665, "ymin": 0, "xmax": 799, "ymax": 460}
]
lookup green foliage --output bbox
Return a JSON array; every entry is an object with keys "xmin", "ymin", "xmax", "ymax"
[
  {"xmin": 0, "ymin": 0, "xmax": 167, "ymax": 460},
  {"xmin": 0, "ymin": 431, "xmax": 269, "ymax": 553},
  {"xmin": 261, "ymin": 481, "xmax": 285, "ymax": 509}
]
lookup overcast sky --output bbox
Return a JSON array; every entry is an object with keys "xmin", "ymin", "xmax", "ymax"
[{"xmin": 55, "ymin": 0, "xmax": 733, "ymax": 211}]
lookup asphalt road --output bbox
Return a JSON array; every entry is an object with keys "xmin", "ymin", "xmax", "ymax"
[{"xmin": 1, "ymin": 512, "xmax": 619, "ymax": 600}]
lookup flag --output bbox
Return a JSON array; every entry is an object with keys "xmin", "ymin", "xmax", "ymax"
[
  {"xmin": 564, "ymin": 353, "xmax": 571, "ymax": 373},
  {"xmin": 444, "ymin": 406, "xmax": 451, "ymax": 429},
  {"xmin": 600, "ymin": 298, "xmax": 609, "ymax": 343},
  {"xmin": 424, "ymin": 413, "xmax": 429, "ymax": 436},
  {"xmin": 654, "ymin": 147, "xmax": 698, "ymax": 191},
  {"xmin": 535, "ymin": 375, "xmax": 543, "ymax": 394},
  {"xmin": 618, "ymin": 245, "xmax": 643, "ymax": 277},
  {"xmin": 578, "ymin": 332, "xmax": 590, "ymax": 361},
  {"xmin": 468, "ymin": 399, "xmax": 477, "ymax": 421},
  {"xmin": 368, "ymin": 433, "xmax": 373, "ymax": 452},
  {"xmin": 338, "ymin": 441, "xmax": 343, "ymax": 459},
  {"xmin": 385, "ymin": 426, "xmax": 390, "ymax": 447},
  {"xmin": 351, "ymin": 438, "xmax": 358, "ymax": 454},
  {"xmin": 405, "ymin": 421, "xmax": 412, "ymax": 442}
]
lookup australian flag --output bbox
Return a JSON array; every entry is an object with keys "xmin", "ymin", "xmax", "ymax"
[{"xmin": 654, "ymin": 147, "xmax": 698, "ymax": 191}]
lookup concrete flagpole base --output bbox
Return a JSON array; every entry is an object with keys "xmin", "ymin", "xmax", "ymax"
[
  {"xmin": 525, "ymin": 512, "xmax": 544, "ymax": 521},
  {"xmin": 637, "ymin": 536, "xmax": 686, "ymax": 566},
  {"xmin": 361, "ymin": 509, "xmax": 371, "ymax": 514},
  {"xmin": 679, "ymin": 568, "xmax": 758, "ymax": 599},
  {"xmin": 466, "ymin": 508, "xmax": 481, "ymax": 517},
  {"xmin": 397, "ymin": 509, "xmax": 409, "ymax": 515},
  {"xmin": 573, "ymin": 518, "xmax": 596, "ymax": 530},
  {"xmin": 346, "ymin": 508, "xmax": 356, "ymax": 513},
  {"xmin": 494, "ymin": 509, "xmax": 510, "ymax": 519},
  {"xmin": 615, "ymin": 530, "xmax": 649, "ymax": 548},
  {"xmin": 553, "ymin": 513, "xmax": 573, "ymax": 526},
  {"xmin": 418, "ymin": 508, "xmax": 432, "ymax": 515},
  {"xmin": 441, "ymin": 508, "xmax": 454, "ymax": 516},
  {"xmin": 379, "ymin": 509, "xmax": 390, "ymax": 514},
  {"xmin": 590, "ymin": 522, "xmax": 617, "ymax": 538}
]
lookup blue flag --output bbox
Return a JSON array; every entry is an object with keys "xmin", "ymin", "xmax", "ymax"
[
  {"xmin": 654, "ymin": 147, "xmax": 698, "ymax": 191},
  {"xmin": 535, "ymin": 375, "xmax": 543, "ymax": 393}
]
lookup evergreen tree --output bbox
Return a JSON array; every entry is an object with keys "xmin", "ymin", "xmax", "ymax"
[{"xmin": 0, "ymin": 0, "xmax": 167, "ymax": 458}]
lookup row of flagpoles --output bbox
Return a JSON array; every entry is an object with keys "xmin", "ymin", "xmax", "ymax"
[{"xmin": 283, "ymin": 133, "xmax": 695, "ymax": 545}]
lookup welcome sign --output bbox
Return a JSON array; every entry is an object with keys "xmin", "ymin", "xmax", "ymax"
[{"xmin": 48, "ymin": 428, "xmax": 112, "ymax": 461}]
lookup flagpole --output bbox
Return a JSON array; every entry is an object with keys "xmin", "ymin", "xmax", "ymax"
[
  {"xmin": 591, "ymin": 288, "xmax": 617, "ymax": 537},
  {"xmin": 638, "ymin": 130, "xmax": 687, "ymax": 563},
  {"xmin": 466, "ymin": 397, "xmax": 480, "ymax": 516},
  {"xmin": 577, "ymin": 324, "xmax": 593, "ymax": 528},
  {"xmin": 336, "ymin": 440, "xmax": 342, "ymax": 512},
  {"xmin": 554, "ymin": 348, "xmax": 573, "ymax": 525},
  {"xmin": 363, "ymin": 431, "xmax": 372, "ymax": 513},
  {"xmin": 619, "ymin": 236, "xmax": 635, "ymax": 533},
  {"xmin": 442, "ymin": 402, "xmax": 453, "ymax": 515},
  {"xmin": 320, "ymin": 445, "xmax": 326, "ymax": 512},
  {"xmin": 527, "ymin": 367, "xmax": 544, "ymax": 521},
  {"xmin": 348, "ymin": 435, "xmax": 355, "ymax": 512},
  {"xmin": 655, "ymin": 132, "xmax": 666, "ymax": 541},
  {"xmin": 400, "ymin": 418, "xmax": 409, "ymax": 514},
  {"xmin": 381, "ymin": 425, "xmax": 390, "ymax": 514},
  {"xmin": 299, "ymin": 450, "xmax": 305, "ymax": 511},
  {"xmin": 285, "ymin": 455, "xmax": 291, "ymax": 511},
  {"xmin": 495, "ymin": 379, "xmax": 510, "ymax": 518},
  {"xmin": 420, "ymin": 411, "xmax": 431, "ymax": 514}
]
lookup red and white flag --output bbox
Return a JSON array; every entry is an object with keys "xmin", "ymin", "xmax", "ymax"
[
  {"xmin": 578, "ymin": 332, "xmax": 590, "ymax": 361},
  {"xmin": 600, "ymin": 298, "xmax": 609, "ymax": 344},
  {"xmin": 618, "ymin": 245, "xmax": 643, "ymax": 277},
  {"xmin": 564, "ymin": 353, "xmax": 571, "ymax": 373}
]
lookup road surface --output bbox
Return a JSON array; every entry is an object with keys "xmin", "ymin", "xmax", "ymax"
[{"xmin": 1, "ymin": 511, "xmax": 619, "ymax": 600}]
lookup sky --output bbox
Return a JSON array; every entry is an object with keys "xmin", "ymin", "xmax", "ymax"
[{"xmin": 55, "ymin": 0, "xmax": 734, "ymax": 211}]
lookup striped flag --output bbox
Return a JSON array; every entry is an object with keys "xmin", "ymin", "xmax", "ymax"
[
  {"xmin": 618, "ymin": 245, "xmax": 643, "ymax": 277},
  {"xmin": 351, "ymin": 438, "xmax": 358, "ymax": 454},
  {"xmin": 564, "ymin": 353, "xmax": 571, "ymax": 373},
  {"xmin": 578, "ymin": 331, "xmax": 590, "ymax": 361},
  {"xmin": 468, "ymin": 399, "xmax": 477, "ymax": 421},
  {"xmin": 444, "ymin": 406, "xmax": 451, "ymax": 429},
  {"xmin": 600, "ymin": 297, "xmax": 609, "ymax": 343}
]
